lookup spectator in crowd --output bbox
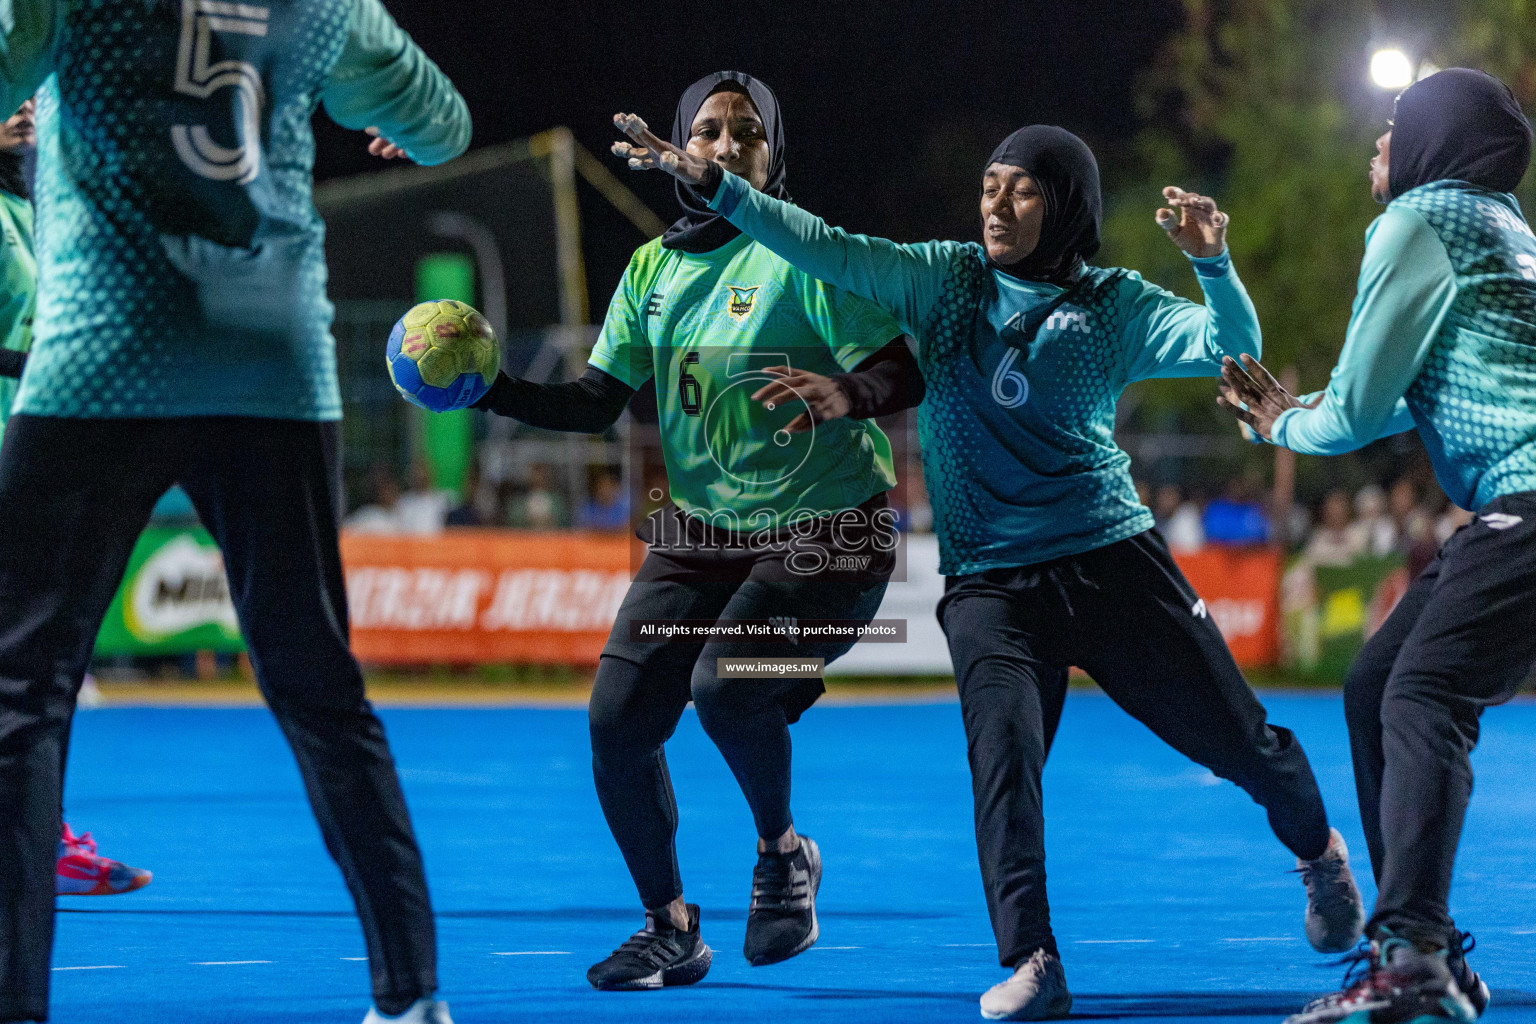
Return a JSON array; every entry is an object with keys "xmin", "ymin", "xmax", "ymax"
[
  {"xmin": 446, "ymin": 461, "xmax": 495, "ymax": 527},
  {"xmin": 506, "ymin": 462, "xmax": 569, "ymax": 529},
  {"xmin": 577, "ymin": 468, "xmax": 630, "ymax": 532},
  {"xmin": 903, "ymin": 462, "xmax": 934, "ymax": 533},
  {"xmin": 345, "ymin": 464, "xmax": 403, "ymax": 533},
  {"xmin": 1388, "ymin": 477, "xmax": 1434, "ymax": 551},
  {"xmin": 1302, "ymin": 488, "xmax": 1365, "ymax": 566},
  {"xmin": 1349, "ymin": 484, "xmax": 1397, "ymax": 557},
  {"xmin": 1153, "ymin": 483, "xmax": 1205, "ymax": 553},
  {"xmin": 395, "ymin": 461, "xmax": 451, "ymax": 534},
  {"xmin": 1202, "ymin": 474, "xmax": 1271, "ymax": 545}
]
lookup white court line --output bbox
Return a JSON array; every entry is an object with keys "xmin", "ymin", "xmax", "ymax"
[
  {"xmin": 943, "ymin": 943, "xmax": 994, "ymax": 947},
  {"xmin": 1076, "ymin": 939, "xmax": 1155, "ymax": 944},
  {"xmin": 1513, "ymin": 929, "xmax": 1536, "ymax": 935},
  {"xmin": 491, "ymin": 951, "xmax": 572, "ymax": 956},
  {"xmin": 53, "ymin": 965, "xmax": 124, "ymax": 971},
  {"xmin": 341, "ymin": 957, "xmax": 368, "ymax": 961},
  {"xmin": 817, "ymin": 946, "xmax": 862, "ymax": 950},
  {"xmin": 1221, "ymin": 937, "xmax": 1296, "ymax": 943},
  {"xmin": 194, "ymin": 960, "xmax": 272, "ymax": 965}
]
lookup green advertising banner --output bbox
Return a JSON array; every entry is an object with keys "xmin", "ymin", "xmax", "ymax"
[
  {"xmin": 95, "ymin": 527, "xmax": 245, "ymax": 656},
  {"xmin": 1281, "ymin": 555, "xmax": 1408, "ymax": 681}
]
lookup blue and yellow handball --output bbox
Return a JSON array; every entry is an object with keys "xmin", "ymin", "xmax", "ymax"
[{"xmin": 386, "ymin": 299, "xmax": 500, "ymax": 412}]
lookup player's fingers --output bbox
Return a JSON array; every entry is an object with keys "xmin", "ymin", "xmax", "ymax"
[
  {"xmin": 1239, "ymin": 353, "xmax": 1283, "ymax": 392},
  {"xmin": 612, "ymin": 141, "xmax": 651, "ymax": 161},
  {"xmin": 1162, "ymin": 185, "xmax": 1187, "ymax": 202},
  {"xmin": 752, "ymin": 381, "xmax": 795, "ymax": 405},
  {"xmin": 365, "ymin": 126, "xmax": 381, "ymax": 137},
  {"xmin": 1156, "ymin": 208, "xmax": 1180, "ymax": 233},
  {"xmin": 782, "ymin": 412, "xmax": 814, "ymax": 433},
  {"xmin": 614, "ymin": 113, "xmax": 672, "ymax": 160},
  {"xmin": 1221, "ymin": 357, "xmax": 1265, "ymax": 403},
  {"xmin": 1216, "ymin": 393, "xmax": 1260, "ymax": 430}
]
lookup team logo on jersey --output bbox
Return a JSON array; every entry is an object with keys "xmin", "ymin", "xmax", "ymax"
[
  {"xmin": 727, "ymin": 285, "xmax": 760, "ymax": 322},
  {"xmin": 1191, "ymin": 599, "xmax": 1208, "ymax": 618},
  {"xmin": 1479, "ymin": 512, "xmax": 1523, "ymax": 530},
  {"xmin": 646, "ymin": 293, "xmax": 665, "ymax": 318}
]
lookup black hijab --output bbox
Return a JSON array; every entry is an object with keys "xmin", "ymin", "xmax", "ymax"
[
  {"xmin": 985, "ymin": 125, "xmax": 1102, "ymax": 284},
  {"xmin": 661, "ymin": 71, "xmax": 790, "ymax": 254},
  {"xmin": 1388, "ymin": 68, "xmax": 1532, "ymax": 200}
]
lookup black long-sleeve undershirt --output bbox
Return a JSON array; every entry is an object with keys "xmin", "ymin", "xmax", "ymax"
[{"xmin": 474, "ymin": 336, "xmax": 923, "ymax": 431}]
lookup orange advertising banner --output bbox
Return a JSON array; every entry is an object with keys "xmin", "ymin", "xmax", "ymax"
[
  {"xmin": 340, "ymin": 530, "xmax": 631, "ymax": 666},
  {"xmin": 341, "ymin": 531, "xmax": 1283, "ymax": 669},
  {"xmin": 1172, "ymin": 545, "xmax": 1283, "ymax": 668}
]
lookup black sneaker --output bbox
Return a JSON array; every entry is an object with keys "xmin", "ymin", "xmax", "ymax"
[
  {"xmin": 586, "ymin": 904, "xmax": 712, "ymax": 991},
  {"xmin": 1448, "ymin": 931, "xmax": 1490, "ymax": 1018},
  {"xmin": 744, "ymin": 835, "xmax": 821, "ymax": 966}
]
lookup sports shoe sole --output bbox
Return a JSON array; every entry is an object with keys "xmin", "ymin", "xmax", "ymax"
[
  {"xmin": 589, "ymin": 943, "xmax": 713, "ymax": 991},
  {"xmin": 980, "ymin": 991, "xmax": 1073, "ymax": 1022},
  {"xmin": 747, "ymin": 839, "xmax": 823, "ymax": 967},
  {"xmin": 56, "ymin": 872, "xmax": 152, "ymax": 896}
]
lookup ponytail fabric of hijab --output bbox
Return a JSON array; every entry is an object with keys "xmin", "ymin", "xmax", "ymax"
[
  {"xmin": 661, "ymin": 71, "xmax": 790, "ymax": 254},
  {"xmin": 985, "ymin": 125, "xmax": 1102, "ymax": 285},
  {"xmin": 1388, "ymin": 68, "xmax": 1533, "ymax": 200}
]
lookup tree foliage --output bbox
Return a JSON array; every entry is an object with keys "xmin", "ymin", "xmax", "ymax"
[{"xmin": 1103, "ymin": 0, "xmax": 1536, "ymax": 413}]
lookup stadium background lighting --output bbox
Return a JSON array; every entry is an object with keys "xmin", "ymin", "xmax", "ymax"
[{"xmin": 1370, "ymin": 48, "xmax": 1415, "ymax": 90}]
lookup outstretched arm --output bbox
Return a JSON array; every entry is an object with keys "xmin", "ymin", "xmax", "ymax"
[
  {"xmin": 611, "ymin": 113, "xmax": 953, "ymax": 335},
  {"xmin": 323, "ymin": 0, "xmax": 471, "ymax": 166},
  {"xmin": 472, "ymin": 365, "xmax": 634, "ymax": 433},
  {"xmin": 1123, "ymin": 188, "xmax": 1262, "ymax": 381},
  {"xmin": 1219, "ymin": 206, "xmax": 1452, "ymax": 451}
]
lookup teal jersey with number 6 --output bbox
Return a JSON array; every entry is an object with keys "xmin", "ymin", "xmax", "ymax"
[
  {"xmin": 590, "ymin": 234, "xmax": 901, "ymax": 530},
  {"xmin": 0, "ymin": 0, "xmax": 469, "ymax": 421},
  {"xmin": 708, "ymin": 169, "xmax": 1262, "ymax": 575}
]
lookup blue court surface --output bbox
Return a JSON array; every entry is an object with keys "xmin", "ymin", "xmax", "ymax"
[{"xmin": 51, "ymin": 692, "xmax": 1536, "ymax": 1023}]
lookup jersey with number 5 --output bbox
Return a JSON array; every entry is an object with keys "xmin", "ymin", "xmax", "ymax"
[{"xmin": 0, "ymin": 0, "xmax": 469, "ymax": 421}]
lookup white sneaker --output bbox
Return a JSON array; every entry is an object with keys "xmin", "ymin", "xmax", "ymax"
[
  {"xmin": 362, "ymin": 999, "xmax": 453, "ymax": 1024},
  {"xmin": 1298, "ymin": 828, "xmax": 1366, "ymax": 953},
  {"xmin": 979, "ymin": 949, "xmax": 1072, "ymax": 1021}
]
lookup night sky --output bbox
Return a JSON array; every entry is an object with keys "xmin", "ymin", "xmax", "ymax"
[{"xmin": 312, "ymin": 1, "xmax": 1185, "ymax": 299}]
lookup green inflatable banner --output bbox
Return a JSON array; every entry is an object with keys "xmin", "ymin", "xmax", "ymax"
[{"xmin": 95, "ymin": 527, "xmax": 245, "ymax": 656}]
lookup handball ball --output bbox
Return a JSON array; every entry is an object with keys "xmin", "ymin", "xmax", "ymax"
[{"xmin": 386, "ymin": 299, "xmax": 500, "ymax": 412}]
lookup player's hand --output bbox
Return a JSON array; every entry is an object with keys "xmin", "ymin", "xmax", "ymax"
[
  {"xmin": 1216, "ymin": 354, "xmax": 1319, "ymax": 441},
  {"xmin": 611, "ymin": 113, "xmax": 711, "ymax": 185},
  {"xmin": 1155, "ymin": 187, "xmax": 1228, "ymax": 258},
  {"xmin": 751, "ymin": 367, "xmax": 850, "ymax": 434},
  {"xmin": 365, "ymin": 127, "xmax": 406, "ymax": 161}
]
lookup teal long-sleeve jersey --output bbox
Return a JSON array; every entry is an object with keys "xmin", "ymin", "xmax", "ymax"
[
  {"xmin": 1273, "ymin": 181, "xmax": 1536, "ymax": 511},
  {"xmin": 0, "ymin": 0, "xmax": 470, "ymax": 421},
  {"xmin": 708, "ymin": 170, "xmax": 1262, "ymax": 575}
]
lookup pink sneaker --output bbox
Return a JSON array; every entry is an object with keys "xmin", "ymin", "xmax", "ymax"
[{"xmin": 56, "ymin": 823, "xmax": 152, "ymax": 896}]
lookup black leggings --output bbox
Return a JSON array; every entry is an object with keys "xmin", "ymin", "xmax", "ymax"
[
  {"xmin": 0, "ymin": 416, "xmax": 435, "ymax": 1023},
  {"xmin": 589, "ymin": 504, "xmax": 892, "ymax": 910},
  {"xmin": 939, "ymin": 530, "xmax": 1331, "ymax": 967},
  {"xmin": 1343, "ymin": 493, "xmax": 1536, "ymax": 950}
]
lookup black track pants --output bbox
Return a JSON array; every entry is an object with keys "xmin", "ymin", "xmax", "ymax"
[
  {"xmin": 938, "ymin": 529, "xmax": 1331, "ymax": 968},
  {"xmin": 0, "ymin": 416, "xmax": 436, "ymax": 1023},
  {"xmin": 589, "ymin": 501, "xmax": 892, "ymax": 910},
  {"xmin": 1342, "ymin": 493, "xmax": 1536, "ymax": 950}
]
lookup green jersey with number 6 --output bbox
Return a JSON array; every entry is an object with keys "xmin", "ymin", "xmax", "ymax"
[
  {"xmin": 0, "ymin": 187, "xmax": 34, "ymax": 446},
  {"xmin": 591, "ymin": 234, "xmax": 901, "ymax": 529},
  {"xmin": 0, "ymin": 0, "xmax": 469, "ymax": 421}
]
